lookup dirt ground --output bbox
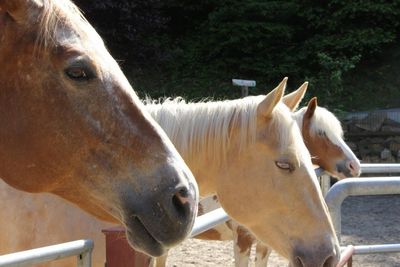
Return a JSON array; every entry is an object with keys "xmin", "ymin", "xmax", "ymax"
[{"xmin": 165, "ymin": 195, "xmax": 400, "ymax": 267}]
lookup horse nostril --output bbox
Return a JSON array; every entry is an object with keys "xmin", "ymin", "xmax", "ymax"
[
  {"xmin": 292, "ymin": 249, "xmax": 338, "ymax": 267},
  {"xmin": 348, "ymin": 161, "xmax": 355, "ymax": 171},
  {"xmin": 347, "ymin": 160, "xmax": 361, "ymax": 176},
  {"xmin": 323, "ymin": 255, "xmax": 336, "ymax": 267},
  {"xmin": 172, "ymin": 187, "xmax": 191, "ymax": 218},
  {"xmin": 323, "ymin": 250, "xmax": 341, "ymax": 267},
  {"xmin": 294, "ymin": 256, "xmax": 304, "ymax": 267}
]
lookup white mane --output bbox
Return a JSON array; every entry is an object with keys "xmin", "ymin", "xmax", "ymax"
[
  {"xmin": 294, "ymin": 106, "xmax": 344, "ymax": 146},
  {"xmin": 144, "ymin": 96, "xmax": 302, "ymax": 166},
  {"xmin": 144, "ymin": 97, "xmax": 258, "ymax": 164}
]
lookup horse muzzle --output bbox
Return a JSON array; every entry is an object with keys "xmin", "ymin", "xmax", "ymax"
[
  {"xmin": 336, "ymin": 159, "xmax": 361, "ymax": 178},
  {"xmin": 122, "ymin": 182, "xmax": 198, "ymax": 256},
  {"xmin": 289, "ymin": 241, "xmax": 340, "ymax": 267}
]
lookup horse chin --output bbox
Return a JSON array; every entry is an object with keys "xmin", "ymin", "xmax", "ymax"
[
  {"xmin": 124, "ymin": 217, "xmax": 167, "ymax": 257},
  {"xmin": 328, "ymin": 170, "xmax": 347, "ymax": 180},
  {"xmin": 325, "ymin": 165, "xmax": 348, "ymax": 180}
]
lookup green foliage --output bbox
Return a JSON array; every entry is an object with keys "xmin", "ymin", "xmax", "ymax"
[
  {"xmin": 297, "ymin": 0, "xmax": 400, "ymax": 108},
  {"xmin": 75, "ymin": 0, "xmax": 400, "ymax": 111}
]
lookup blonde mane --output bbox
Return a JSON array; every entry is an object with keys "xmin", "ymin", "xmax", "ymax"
[
  {"xmin": 144, "ymin": 96, "xmax": 304, "ymax": 167},
  {"xmin": 294, "ymin": 106, "xmax": 344, "ymax": 146},
  {"xmin": 144, "ymin": 97, "xmax": 258, "ymax": 164},
  {"xmin": 35, "ymin": 0, "xmax": 87, "ymax": 49}
]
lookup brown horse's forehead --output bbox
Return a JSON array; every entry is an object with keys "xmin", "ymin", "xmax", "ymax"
[
  {"xmin": 52, "ymin": 44, "xmax": 83, "ymax": 61},
  {"xmin": 54, "ymin": 27, "xmax": 101, "ymax": 53},
  {"xmin": 310, "ymin": 132, "xmax": 344, "ymax": 159}
]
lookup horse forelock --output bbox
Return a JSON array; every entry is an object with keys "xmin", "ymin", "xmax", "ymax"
[
  {"xmin": 294, "ymin": 106, "xmax": 344, "ymax": 147},
  {"xmin": 35, "ymin": 0, "xmax": 88, "ymax": 50},
  {"xmin": 144, "ymin": 96, "xmax": 259, "ymax": 166}
]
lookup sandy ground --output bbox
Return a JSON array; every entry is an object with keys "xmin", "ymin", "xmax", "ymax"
[{"xmin": 164, "ymin": 195, "xmax": 400, "ymax": 267}]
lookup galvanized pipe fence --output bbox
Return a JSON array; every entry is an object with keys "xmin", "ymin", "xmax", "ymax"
[
  {"xmin": 191, "ymin": 207, "xmax": 229, "ymax": 237},
  {"xmin": 0, "ymin": 240, "xmax": 93, "ymax": 267},
  {"xmin": 325, "ymin": 177, "xmax": 400, "ymax": 241},
  {"xmin": 320, "ymin": 163, "xmax": 400, "ymax": 196},
  {"xmin": 325, "ymin": 163, "xmax": 400, "ymax": 263}
]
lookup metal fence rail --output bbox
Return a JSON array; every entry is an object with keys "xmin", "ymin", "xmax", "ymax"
[
  {"xmin": 190, "ymin": 208, "xmax": 229, "ymax": 237},
  {"xmin": 360, "ymin": 163, "xmax": 400, "ymax": 174},
  {"xmin": 337, "ymin": 244, "xmax": 400, "ymax": 267},
  {"xmin": 0, "ymin": 240, "xmax": 93, "ymax": 267},
  {"xmin": 325, "ymin": 177, "xmax": 400, "ymax": 241},
  {"xmin": 320, "ymin": 163, "xmax": 400, "ymax": 196},
  {"xmin": 353, "ymin": 244, "xmax": 400, "ymax": 255},
  {"xmin": 324, "ymin": 168, "xmax": 400, "ymax": 265}
]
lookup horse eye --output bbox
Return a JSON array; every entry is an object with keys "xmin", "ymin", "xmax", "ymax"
[
  {"xmin": 317, "ymin": 130, "xmax": 326, "ymax": 137},
  {"xmin": 275, "ymin": 161, "xmax": 294, "ymax": 172},
  {"xmin": 65, "ymin": 66, "xmax": 95, "ymax": 81}
]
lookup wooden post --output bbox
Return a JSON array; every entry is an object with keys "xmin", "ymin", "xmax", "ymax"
[{"xmin": 102, "ymin": 227, "xmax": 151, "ymax": 267}]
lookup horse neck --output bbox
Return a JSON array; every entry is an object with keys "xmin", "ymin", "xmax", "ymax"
[{"xmin": 145, "ymin": 97, "xmax": 259, "ymax": 194}]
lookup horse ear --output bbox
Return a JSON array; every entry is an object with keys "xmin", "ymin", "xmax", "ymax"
[
  {"xmin": 257, "ymin": 77, "xmax": 287, "ymax": 118},
  {"xmin": 282, "ymin": 82, "xmax": 308, "ymax": 111},
  {"xmin": 304, "ymin": 97, "xmax": 318, "ymax": 120},
  {"xmin": 0, "ymin": 0, "xmax": 43, "ymax": 24}
]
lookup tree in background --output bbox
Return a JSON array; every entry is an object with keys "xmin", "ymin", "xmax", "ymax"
[
  {"xmin": 74, "ymin": 0, "xmax": 400, "ymax": 111},
  {"xmin": 299, "ymin": 0, "xmax": 400, "ymax": 109},
  {"xmin": 75, "ymin": 0, "xmax": 168, "ymax": 66}
]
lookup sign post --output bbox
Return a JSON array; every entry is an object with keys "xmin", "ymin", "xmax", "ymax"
[{"xmin": 232, "ymin": 79, "xmax": 256, "ymax": 97}]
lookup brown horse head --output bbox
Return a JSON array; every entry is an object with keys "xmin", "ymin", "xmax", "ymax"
[
  {"xmin": 283, "ymin": 84, "xmax": 361, "ymax": 179},
  {"xmin": 0, "ymin": 0, "xmax": 198, "ymax": 256},
  {"xmin": 301, "ymin": 98, "xmax": 360, "ymax": 178}
]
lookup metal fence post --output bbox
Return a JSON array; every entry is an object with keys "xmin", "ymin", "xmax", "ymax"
[{"xmin": 77, "ymin": 248, "xmax": 92, "ymax": 267}]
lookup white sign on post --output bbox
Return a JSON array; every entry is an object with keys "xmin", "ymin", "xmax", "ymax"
[
  {"xmin": 232, "ymin": 79, "xmax": 256, "ymax": 87},
  {"xmin": 232, "ymin": 79, "xmax": 256, "ymax": 97}
]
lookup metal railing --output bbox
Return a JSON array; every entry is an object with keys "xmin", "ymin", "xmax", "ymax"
[
  {"xmin": 0, "ymin": 240, "xmax": 93, "ymax": 267},
  {"xmin": 320, "ymin": 163, "xmax": 400, "ymax": 196},
  {"xmin": 325, "ymin": 177, "xmax": 400, "ymax": 241},
  {"xmin": 324, "ymin": 163, "xmax": 400, "ymax": 241},
  {"xmin": 324, "ymin": 164, "xmax": 400, "ymax": 264},
  {"xmin": 360, "ymin": 163, "xmax": 400, "ymax": 174},
  {"xmin": 190, "ymin": 208, "xmax": 229, "ymax": 237}
]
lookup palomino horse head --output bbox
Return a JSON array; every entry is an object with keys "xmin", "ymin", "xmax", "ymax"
[
  {"xmin": 0, "ymin": 0, "xmax": 198, "ymax": 256},
  {"xmin": 214, "ymin": 79, "xmax": 340, "ymax": 266},
  {"xmin": 283, "ymin": 85, "xmax": 361, "ymax": 178}
]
